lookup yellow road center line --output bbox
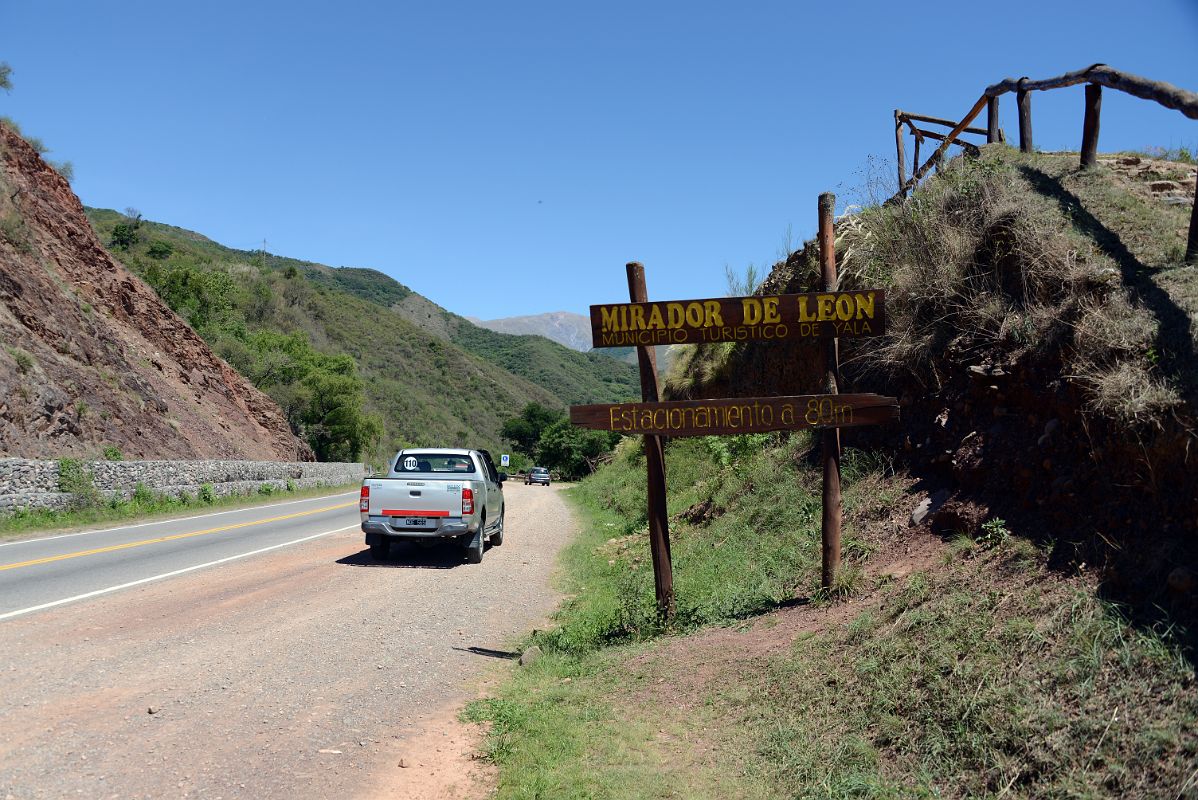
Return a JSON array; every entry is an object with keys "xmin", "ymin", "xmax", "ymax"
[{"xmin": 0, "ymin": 501, "xmax": 357, "ymax": 572}]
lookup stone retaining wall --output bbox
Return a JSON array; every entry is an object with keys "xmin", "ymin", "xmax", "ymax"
[{"xmin": 0, "ymin": 459, "xmax": 367, "ymax": 513}]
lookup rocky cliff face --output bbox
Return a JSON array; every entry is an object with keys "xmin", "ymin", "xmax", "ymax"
[{"xmin": 0, "ymin": 123, "xmax": 311, "ymax": 460}]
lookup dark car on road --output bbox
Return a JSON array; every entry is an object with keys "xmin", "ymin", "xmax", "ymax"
[{"xmin": 525, "ymin": 467, "xmax": 551, "ymax": 486}]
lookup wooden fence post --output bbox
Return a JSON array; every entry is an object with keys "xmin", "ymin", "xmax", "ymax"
[
  {"xmin": 625, "ymin": 262, "xmax": 675, "ymax": 620},
  {"xmin": 894, "ymin": 111, "xmax": 907, "ymax": 197},
  {"xmin": 1017, "ymin": 78, "xmax": 1034, "ymax": 153},
  {"xmin": 986, "ymin": 96, "xmax": 1000, "ymax": 144},
  {"xmin": 1082, "ymin": 83, "xmax": 1102, "ymax": 168},
  {"xmin": 817, "ymin": 194, "xmax": 842, "ymax": 592},
  {"xmin": 912, "ymin": 132, "xmax": 922, "ymax": 186},
  {"xmin": 1187, "ymin": 195, "xmax": 1198, "ymax": 265}
]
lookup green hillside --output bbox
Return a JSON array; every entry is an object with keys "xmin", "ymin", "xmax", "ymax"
[
  {"xmin": 85, "ymin": 208, "xmax": 635, "ymax": 460},
  {"xmin": 305, "ymin": 265, "xmax": 414, "ymax": 308},
  {"xmin": 295, "ymin": 264, "xmax": 642, "ymax": 404}
]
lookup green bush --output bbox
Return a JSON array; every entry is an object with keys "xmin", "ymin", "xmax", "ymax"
[
  {"xmin": 109, "ymin": 222, "xmax": 140, "ymax": 249},
  {"xmin": 198, "ymin": 483, "xmax": 216, "ymax": 503},
  {"xmin": 0, "ymin": 211, "xmax": 32, "ymax": 253},
  {"xmin": 130, "ymin": 482, "xmax": 155, "ymax": 506},
  {"xmin": 101, "ymin": 445, "xmax": 123, "ymax": 461},
  {"xmin": 56, "ymin": 458, "xmax": 101, "ymax": 508},
  {"xmin": 534, "ymin": 419, "xmax": 619, "ymax": 480},
  {"xmin": 5, "ymin": 346, "xmax": 33, "ymax": 374},
  {"xmin": 502, "ymin": 402, "xmax": 562, "ymax": 456},
  {"xmin": 146, "ymin": 241, "xmax": 173, "ymax": 260}
]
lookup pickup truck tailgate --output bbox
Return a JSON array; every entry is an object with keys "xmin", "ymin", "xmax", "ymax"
[{"xmin": 366, "ymin": 477, "xmax": 471, "ymax": 516}]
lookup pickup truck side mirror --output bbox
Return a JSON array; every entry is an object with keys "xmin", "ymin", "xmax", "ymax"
[{"xmin": 497, "ymin": 472, "xmax": 507, "ymax": 483}]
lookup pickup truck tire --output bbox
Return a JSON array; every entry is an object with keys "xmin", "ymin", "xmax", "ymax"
[
  {"xmin": 465, "ymin": 523, "xmax": 484, "ymax": 564},
  {"xmin": 490, "ymin": 510, "xmax": 505, "ymax": 547},
  {"xmin": 370, "ymin": 542, "xmax": 390, "ymax": 560}
]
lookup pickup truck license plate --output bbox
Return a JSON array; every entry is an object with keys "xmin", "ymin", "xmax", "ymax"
[{"xmin": 404, "ymin": 517, "xmax": 429, "ymax": 526}]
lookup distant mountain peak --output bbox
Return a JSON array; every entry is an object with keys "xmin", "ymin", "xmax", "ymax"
[{"xmin": 470, "ymin": 311, "xmax": 592, "ymax": 352}]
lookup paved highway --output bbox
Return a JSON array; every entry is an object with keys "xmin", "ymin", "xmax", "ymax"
[
  {"xmin": 0, "ymin": 491, "xmax": 360, "ymax": 620},
  {"xmin": 0, "ymin": 482, "xmax": 574, "ymax": 799}
]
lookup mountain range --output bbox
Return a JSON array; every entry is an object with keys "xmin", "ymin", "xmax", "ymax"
[{"xmin": 80, "ymin": 208, "xmax": 640, "ymax": 461}]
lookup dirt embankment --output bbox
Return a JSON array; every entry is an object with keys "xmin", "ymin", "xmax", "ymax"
[
  {"xmin": 667, "ymin": 149, "xmax": 1198, "ymax": 634},
  {"xmin": 0, "ymin": 123, "xmax": 310, "ymax": 460}
]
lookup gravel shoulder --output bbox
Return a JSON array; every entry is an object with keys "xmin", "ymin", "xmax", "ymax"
[{"xmin": 0, "ymin": 481, "xmax": 576, "ymax": 799}]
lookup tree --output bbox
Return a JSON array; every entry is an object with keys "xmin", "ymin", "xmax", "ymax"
[
  {"xmin": 535, "ymin": 418, "xmax": 619, "ymax": 480},
  {"xmin": 0, "ymin": 63, "xmax": 12, "ymax": 93},
  {"xmin": 110, "ymin": 209, "xmax": 143, "ymax": 250},
  {"xmin": 147, "ymin": 241, "xmax": 173, "ymax": 260},
  {"xmin": 301, "ymin": 358, "xmax": 376, "ymax": 462},
  {"xmin": 501, "ymin": 402, "xmax": 563, "ymax": 456}
]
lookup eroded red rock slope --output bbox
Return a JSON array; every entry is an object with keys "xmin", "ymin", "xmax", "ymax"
[{"xmin": 0, "ymin": 123, "xmax": 311, "ymax": 460}]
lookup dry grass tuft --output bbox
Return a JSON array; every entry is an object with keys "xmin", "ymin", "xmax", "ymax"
[
  {"xmin": 836, "ymin": 148, "xmax": 1187, "ymax": 429},
  {"xmin": 670, "ymin": 147, "xmax": 1191, "ymax": 432}
]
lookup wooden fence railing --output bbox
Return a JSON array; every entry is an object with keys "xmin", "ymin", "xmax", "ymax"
[{"xmin": 891, "ymin": 64, "xmax": 1198, "ymax": 264}]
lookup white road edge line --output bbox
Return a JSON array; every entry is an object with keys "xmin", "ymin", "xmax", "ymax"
[
  {"xmin": 0, "ymin": 490, "xmax": 358, "ymax": 549},
  {"xmin": 0, "ymin": 524, "xmax": 358, "ymax": 622}
]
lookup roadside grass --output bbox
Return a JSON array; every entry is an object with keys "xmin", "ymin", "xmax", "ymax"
[
  {"xmin": 0, "ymin": 482, "xmax": 359, "ymax": 540},
  {"xmin": 467, "ymin": 433, "xmax": 1197, "ymax": 798},
  {"xmin": 464, "ymin": 645, "xmax": 774, "ymax": 800},
  {"xmin": 724, "ymin": 549, "xmax": 1197, "ymax": 799},
  {"xmin": 534, "ymin": 433, "xmax": 907, "ymax": 653},
  {"xmin": 465, "ymin": 433, "xmax": 915, "ymax": 797}
]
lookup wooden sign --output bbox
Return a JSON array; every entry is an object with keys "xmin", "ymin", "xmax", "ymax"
[
  {"xmin": 589, "ymin": 290, "xmax": 886, "ymax": 349},
  {"xmin": 570, "ymin": 393, "xmax": 898, "ymax": 438}
]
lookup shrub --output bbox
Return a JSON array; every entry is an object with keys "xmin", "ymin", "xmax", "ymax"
[
  {"xmin": 131, "ymin": 482, "xmax": 155, "ymax": 506},
  {"xmin": 57, "ymin": 458, "xmax": 101, "ymax": 508},
  {"xmin": 198, "ymin": 483, "xmax": 216, "ymax": 503},
  {"xmin": 146, "ymin": 241, "xmax": 173, "ymax": 260},
  {"xmin": 0, "ymin": 211, "xmax": 32, "ymax": 253},
  {"xmin": 101, "ymin": 445, "xmax": 123, "ymax": 461},
  {"xmin": 109, "ymin": 222, "xmax": 140, "ymax": 250},
  {"xmin": 257, "ymin": 483, "xmax": 275, "ymax": 496},
  {"xmin": 978, "ymin": 517, "xmax": 1010, "ymax": 548},
  {"xmin": 50, "ymin": 160, "xmax": 73, "ymax": 182},
  {"xmin": 6, "ymin": 346, "xmax": 33, "ymax": 374}
]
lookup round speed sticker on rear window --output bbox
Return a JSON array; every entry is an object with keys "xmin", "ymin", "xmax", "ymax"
[{"xmin": 403, "ymin": 456, "xmax": 418, "ymax": 471}]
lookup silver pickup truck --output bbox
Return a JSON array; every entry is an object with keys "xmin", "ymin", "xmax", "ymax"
[{"xmin": 359, "ymin": 448, "xmax": 506, "ymax": 563}]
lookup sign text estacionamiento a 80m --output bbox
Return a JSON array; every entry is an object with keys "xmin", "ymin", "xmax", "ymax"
[
  {"xmin": 570, "ymin": 394, "xmax": 899, "ymax": 438},
  {"xmin": 588, "ymin": 290, "xmax": 886, "ymax": 348}
]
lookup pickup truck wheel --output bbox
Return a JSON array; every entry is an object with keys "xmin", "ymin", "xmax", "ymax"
[
  {"xmin": 490, "ymin": 510, "xmax": 504, "ymax": 547},
  {"xmin": 370, "ymin": 542, "xmax": 389, "ymax": 560},
  {"xmin": 465, "ymin": 523, "xmax": 484, "ymax": 564}
]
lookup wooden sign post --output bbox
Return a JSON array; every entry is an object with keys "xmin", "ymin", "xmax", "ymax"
[
  {"xmin": 576, "ymin": 193, "xmax": 895, "ymax": 616},
  {"xmin": 818, "ymin": 192, "xmax": 842, "ymax": 592},
  {"xmin": 625, "ymin": 262, "xmax": 674, "ymax": 620}
]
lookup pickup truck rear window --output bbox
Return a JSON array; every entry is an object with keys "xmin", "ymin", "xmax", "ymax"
[{"xmin": 394, "ymin": 454, "xmax": 477, "ymax": 474}]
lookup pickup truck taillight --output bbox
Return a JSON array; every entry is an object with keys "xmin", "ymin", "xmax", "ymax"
[
  {"xmin": 359, "ymin": 485, "xmax": 370, "ymax": 512},
  {"xmin": 461, "ymin": 487, "xmax": 474, "ymax": 516}
]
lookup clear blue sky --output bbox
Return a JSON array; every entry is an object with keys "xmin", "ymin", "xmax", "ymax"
[{"xmin": 4, "ymin": 1, "xmax": 1196, "ymax": 319}]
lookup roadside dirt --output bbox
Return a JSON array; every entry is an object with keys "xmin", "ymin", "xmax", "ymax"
[
  {"xmin": 366, "ymin": 703, "xmax": 495, "ymax": 800},
  {"xmin": 0, "ymin": 482, "xmax": 571, "ymax": 799},
  {"xmin": 623, "ymin": 527, "xmax": 946, "ymax": 714}
]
